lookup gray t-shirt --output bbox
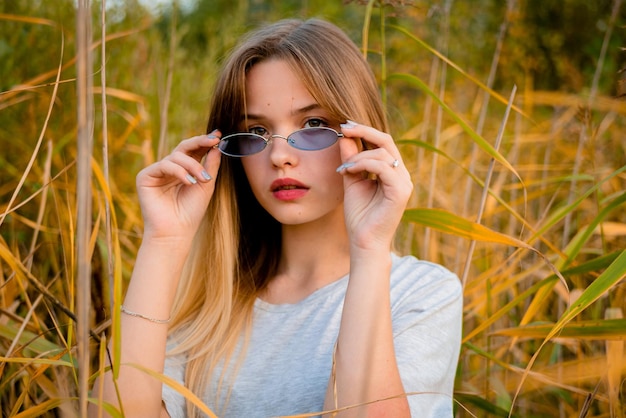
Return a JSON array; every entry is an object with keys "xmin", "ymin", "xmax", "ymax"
[{"xmin": 162, "ymin": 253, "xmax": 463, "ymax": 417}]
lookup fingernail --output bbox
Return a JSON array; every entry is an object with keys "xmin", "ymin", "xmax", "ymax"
[
  {"xmin": 340, "ymin": 120, "xmax": 358, "ymax": 129},
  {"xmin": 207, "ymin": 129, "xmax": 219, "ymax": 139},
  {"xmin": 336, "ymin": 162, "xmax": 356, "ymax": 172},
  {"xmin": 186, "ymin": 174, "xmax": 198, "ymax": 184},
  {"xmin": 201, "ymin": 170, "xmax": 212, "ymax": 180}
]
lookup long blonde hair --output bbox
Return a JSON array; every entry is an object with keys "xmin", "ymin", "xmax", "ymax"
[{"xmin": 167, "ymin": 18, "xmax": 388, "ymax": 417}]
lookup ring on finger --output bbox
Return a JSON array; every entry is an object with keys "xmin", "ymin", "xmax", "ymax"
[{"xmin": 391, "ymin": 159, "xmax": 400, "ymax": 168}]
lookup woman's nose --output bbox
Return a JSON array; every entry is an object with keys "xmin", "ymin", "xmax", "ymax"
[{"xmin": 267, "ymin": 132, "xmax": 298, "ymax": 168}]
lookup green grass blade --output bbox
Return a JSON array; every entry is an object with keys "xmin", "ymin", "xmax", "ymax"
[
  {"xmin": 561, "ymin": 191, "xmax": 626, "ymax": 269},
  {"xmin": 511, "ymin": 249, "xmax": 626, "ymax": 409},
  {"xmin": 528, "ymin": 165, "xmax": 626, "ymax": 254},
  {"xmin": 519, "ymin": 251, "xmax": 622, "ymax": 327},
  {"xmin": 555, "ymin": 249, "xmax": 626, "ymax": 330},
  {"xmin": 494, "ymin": 319, "xmax": 626, "ymax": 340}
]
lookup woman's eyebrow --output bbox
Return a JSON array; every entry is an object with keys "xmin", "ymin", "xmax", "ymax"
[
  {"xmin": 292, "ymin": 103, "xmax": 322, "ymax": 115},
  {"xmin": 243, "ymin": 103, "xmax": 323, "ymax": 122}
]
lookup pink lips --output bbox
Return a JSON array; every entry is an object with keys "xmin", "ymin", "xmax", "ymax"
[{"xmin": 270, "ymin": 178, "xmax": 309, "ymax": 201}]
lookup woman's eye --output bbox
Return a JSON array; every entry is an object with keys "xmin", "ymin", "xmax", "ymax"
[
  {"xmin": 304, "ymin": 118, "xmax": 328, "ymax": 129},
  {"xmin": 249, "ymin": 126, "xmax": 268, "ymax": 137}
]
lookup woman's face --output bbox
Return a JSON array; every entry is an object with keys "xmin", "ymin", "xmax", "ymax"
[{"xmin": 239, "ymin": 59, "xmax": 345, "ymax": 228}]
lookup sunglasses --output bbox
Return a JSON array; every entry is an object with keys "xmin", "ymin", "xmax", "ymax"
[{"xmin": 217, "ymin": 127, "xmax": 343, "ymax": 157}]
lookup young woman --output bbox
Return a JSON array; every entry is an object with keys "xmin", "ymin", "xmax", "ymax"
[{"xmin": 93, "ymin": 18, "xmax": 463, "ymax": 418}]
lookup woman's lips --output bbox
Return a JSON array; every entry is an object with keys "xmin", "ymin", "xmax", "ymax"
[{"xmin": 271, "ymin": 178, "xmax": 309, "ymax": 201}]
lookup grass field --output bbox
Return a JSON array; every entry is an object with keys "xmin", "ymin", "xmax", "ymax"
[{"xmin": 1, "ymin": 1, "xmax": 625, "ymax": 417}]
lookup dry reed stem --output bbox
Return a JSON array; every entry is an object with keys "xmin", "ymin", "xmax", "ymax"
[
  {"xmin": 75, "ymin": 0, "xmax": 95, "ymax": 416},
  {"xmin": 361, "ymin": 0, "xmax": 376, "ymax": 59},
  {"xmin": 461, "ymin": 85, "xmax": 518, "ymax": 287},
  {"xmin": 101, "ymin": 0, "xmax": 115, "ymax": 312}
]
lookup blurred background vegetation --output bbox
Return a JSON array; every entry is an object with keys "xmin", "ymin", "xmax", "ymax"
[{"xmin": 1, "ymin": 0, "xmax": 625, "ymax": 417}]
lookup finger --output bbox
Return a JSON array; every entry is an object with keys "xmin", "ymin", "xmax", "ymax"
[
  {"xmin": 159, "ymin": 131, "xmax": 221, "ymax": 184},
  {"xmin": 338, "ymin": 135, "xmax": 360, "ymax": 163},
  {"xmin": 165, "ymin": 150, "xmax": 215, "ymax": 184},
  {"xmin": 336, "ymin": 144, "xmax": 401, "ymax": 174},
  {"xmin": 340, "ymin": 155, "xmax": 413, "ymax": 200},
  {"xmin": 140, "ymin": 158, "xmax": 201, "ymax": 186},
  {"xmin": 339, "ymin": 121, "xmax": 400, "ymax": 158},
  {"xmin": 202, "ymin": 142, "xmax": 222, "ymax": 182},
  {"xmin": 172, "ymin": 130, "xmax": 221, "ymax": 161}
]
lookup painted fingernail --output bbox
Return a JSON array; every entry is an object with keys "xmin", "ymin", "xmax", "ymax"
[
  {"xmin": 340, "ymin": 120, "xmax": 358, "ymax": 129},
  {"xmin": 336, "ymin": 162, "xmax": 356, "ymax": 172},
  {"xmin": 201, "ymin": 170, "xmax": 212, "ymax": 180},
  {"xmin": 186, "ymin": 174, "xmax": 198, "ymax": 184},
  {"xmin": 207, "ymin": 129, "xmax": 219, "ymax": 139}
]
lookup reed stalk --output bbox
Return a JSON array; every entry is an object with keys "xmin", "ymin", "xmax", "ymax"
[
  {"xmin": 100, "ymin": 0, "xmax": 114, "ymax": 323},
  {"xmin": 75, "ymin": 0, "xmax": 94, "ymax": 415}
]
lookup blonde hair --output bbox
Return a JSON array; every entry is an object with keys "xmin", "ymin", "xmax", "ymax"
[{"xmin": 167, "ymin": 18, "xmax": 387, "ymax": 417}]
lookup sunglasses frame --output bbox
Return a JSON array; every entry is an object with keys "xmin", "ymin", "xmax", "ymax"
[{"xmin": 217, "ymin": 126, "xmax": 344, "ymax": 157}]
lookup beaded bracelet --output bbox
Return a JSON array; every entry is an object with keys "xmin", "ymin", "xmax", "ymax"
[{"xmin": 121, "ymin": 305, "xmax": 171, "ymax": 324}]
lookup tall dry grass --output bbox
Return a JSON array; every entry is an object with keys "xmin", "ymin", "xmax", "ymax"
[{"xmin": 0, "ymin": 1, "xmax": 625, "ymax": 417}]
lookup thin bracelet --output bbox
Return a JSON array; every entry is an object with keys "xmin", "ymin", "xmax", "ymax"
[{"xmin": 121, "ymin": 305, "xmax": 171, "ymax": 324}]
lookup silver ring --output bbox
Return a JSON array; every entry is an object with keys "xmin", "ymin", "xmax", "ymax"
[{"xmin": 391, "ymin": 159, "xmax": 400, "ymax": 168}]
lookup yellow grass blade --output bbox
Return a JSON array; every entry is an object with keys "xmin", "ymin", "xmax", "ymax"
[
  {"xmin": 126, "ymin": 363, "xmax": 219, "ymax": 418},
  {"xmin": 0, "ymin": 357, "xmax": 73, "ymax": 367},
  {"xmin": 0, "ymin": 13, "xmax": 57, "ymax": 26},
  {"xmin": 11, "ymin": 399, "xmax": 69, "ymax": 418},
  {"xmin": 403, "ymin": 208, "xmax": 531, "ymax": 248}
]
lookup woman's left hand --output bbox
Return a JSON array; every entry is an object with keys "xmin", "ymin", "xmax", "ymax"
[{"xmin": 337, "ymin": 121, "xmax": 413, "ymax": 252}]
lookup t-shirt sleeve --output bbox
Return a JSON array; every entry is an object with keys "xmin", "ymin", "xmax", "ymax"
[{"xmin": 390, "ymin": 255, "xmax": 463, "ymax": 418}]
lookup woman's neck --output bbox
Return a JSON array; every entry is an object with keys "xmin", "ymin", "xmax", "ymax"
[{"xmin": 260, "ymin": 216, "xmax": 351, "ymax": 304}]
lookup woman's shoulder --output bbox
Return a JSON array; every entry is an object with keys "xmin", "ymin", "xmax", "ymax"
[
  {"xmin": 389, "ymin": 252, "xmax": 463, "ymax": 312},
  {"xmin": 391, "ymin": 252, "xmax": 459, "ymax": 283}
]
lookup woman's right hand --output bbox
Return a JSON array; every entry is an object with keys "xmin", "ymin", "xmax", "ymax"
[{"xmin": 136, "ymin": 130, "xmax": 222, "ymax": 241}]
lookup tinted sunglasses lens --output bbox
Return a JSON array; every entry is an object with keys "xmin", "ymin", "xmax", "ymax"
[
  {"xmin": 218, "ymin": 134, "xmax": 266, "ymax": 157},
  {"xmin": 290, "ymin": 128, "xmax": 339, "ymax": 151}
]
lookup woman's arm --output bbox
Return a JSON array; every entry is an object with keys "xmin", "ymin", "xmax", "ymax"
[
  {"xmin": 92, "ymin": 238, "xmax": 191, "ymax": 417},
  {"xmin": 327, "ymin": 122, "xmax": 414, "ymax": 417},
  {"xmin": 325, "ymin": 250, "xmax": 409, "ymax": 417},
  {"xmin": 90, "ymin": 133, "xmax": 221, "ymax": 417}
]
